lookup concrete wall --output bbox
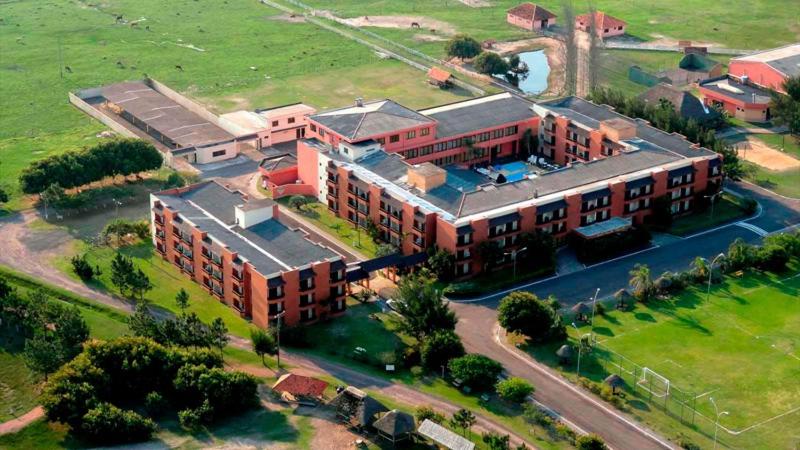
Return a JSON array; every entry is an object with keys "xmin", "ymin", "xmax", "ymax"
[
  {"xmin": 146, "ymin": 78, "xmax": 228, "ymax": 129},
  {"xmin": 271, "ymin": 183, "xmax": 317, "ymax": 199},
  {"xmin": 68, "ymin": 93, "xmax": 139, "ymax": 138}
]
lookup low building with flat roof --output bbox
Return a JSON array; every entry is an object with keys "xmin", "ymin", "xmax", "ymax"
[
  {"xmin": 220, "ymin": 103, "xmax": 316, "ymax": 150},
  {"xmin": 296, "ymin": 96, "xmax": 721, "ymax": 279},
  {"xmin": 151, "ymin": 180, "xmax": 348, "ymax": 329},
  {"xmin": 729, "ymin": 43, "xmax": 800, "ymax": 93},
  {"xmin": 698, "ymin": 76, "xmax": 773, "ymax": 123}
]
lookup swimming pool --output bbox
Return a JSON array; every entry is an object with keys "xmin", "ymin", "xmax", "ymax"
[{"xmin": 495, "ymin": 161, "xmax": 530, "ymax": 182}]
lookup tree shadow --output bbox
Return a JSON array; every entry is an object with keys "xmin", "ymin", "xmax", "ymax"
[
  {"xmin": 592, "ymin": 326, "xmax": 614, "ymax": 337},
  {"xmin": 626, "ymin": 399, "xmax": 651, "ymax": 411},
  {"xmin": 634, "ymin": 312, "xmax": 656, "ymax": 323}
]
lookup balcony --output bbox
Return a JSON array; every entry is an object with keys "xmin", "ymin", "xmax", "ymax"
[
  {"xmin": 154, "ymin": 214, "xmax": 165, "ymax": 225},
  {"xmin": 211, "ymin": 270, "xmax": 223, "ymax": 281},
  {"xmin": 299, "ymin": 297, "xmax": 315, "ymax": 307},
  {"xmin": 232, "ymin": 269, "xmax": 243, "ymax": 281}
]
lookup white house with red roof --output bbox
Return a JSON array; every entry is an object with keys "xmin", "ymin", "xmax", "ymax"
[
  {"xmin": 506, "ymin": 3, "xmax": 557, "ymax": 31},
  {"xmin": 575, "ymin": 11, "xmax": 626, "ymax": 39}
]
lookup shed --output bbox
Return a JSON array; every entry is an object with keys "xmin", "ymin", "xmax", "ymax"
[
  {"xmin": 373, "ymin": 409, "xmax": 415, "ymax": 444},
  {"xmin": 417, "ymin": 419, "xmax": 475, "ymax": 450},
  {"xmin": 272, "ymin": 373, "xmax": 328, "ymax": 401},
  {"xmin": 328, "ymin": 386, "xmax": 388, "ymax": 428},
  {"xmin": 428, "ymin": 67, "xmax": 454, "ymax": 88}
]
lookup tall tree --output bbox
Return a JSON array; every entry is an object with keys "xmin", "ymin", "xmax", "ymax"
[
  {"xmin": 209, "ymin": 318, "xmax": 229, "ymax": 354},
  {"xmin": 394, "ymin": 270, "xmax": 457, "ymax": 341},
  {"xmin": 24, "ymin": 332, "xmax": 63, "ymax": 381},
  {"xmin": 561, "ymin": 0, "xmax": 578, "ymax": 95},
  {"xmin": 450, "ymin": 408, "xmax": 476, "ymax": 436},
  {"xmin": 445, "ymin": 34, "xmax": 481, "ymax": 61},
  {"xmin": 175, "ymin": 288, "xmax": 190, "ymax": 311},
  {"xmin": 128, "ymin": 268, "xmax": 153, "ymax": 301},
  {"xmin": 474, "ymin": 52, "xmax": 509, "ymax": 76},
  {"xmin": 769, "ymin": 75, "xmax": 800, "ymax": 138},
  {"xmin": 585, "ymin": 5, "xmax": 601, "ymax": 92},
  {"xmin": 128, "ymin": 302, "xmax": 160, "ymax": 340},
  {"xmin": 628, "ymin": 264, "xmax": 655, "ymax": 302},
  {"xmin": 110, "ymin": 253, "xmax": 134, "ymax": 295},
  {"xmin": 250, "ymin": 329, "xmax": 276, "ymax": 365},
  {"xmin": 498, "ymin": 291, "xmax": 565, "ymax": 342}
]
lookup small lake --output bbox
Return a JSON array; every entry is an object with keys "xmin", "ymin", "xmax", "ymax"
[{"xmin": 505, "ymin": 50, "xmax": 550, "ymax": 94}]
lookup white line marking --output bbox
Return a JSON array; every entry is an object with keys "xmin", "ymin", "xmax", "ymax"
[{"xmin": 735, "ymin": 222, "xmax": 769, "ymax": 236}]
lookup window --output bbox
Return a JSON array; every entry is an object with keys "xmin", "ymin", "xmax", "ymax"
[
  {"xmin": 212, "ymin": 149, "xmax": 227, "ymax": 157},
  {"xmin": 407, "ymin": 130, "xmax": 416, "ymax": 139},
  {"xmin": 272, "ymin": 120, "xmax": 279, "ymax": 127},
  {"xmin": 421, "ymin": 128, "xmax": 430, "ymax": 136},
  {"xmin": 389, "ymin": 134, "xmax": 400, "ymax": 143},
  {"xmin": 310, "ymin": 124, "xmax": 317, "ymax": 132},
  {"xmin": 377, "ymin": 137, "xmax": 386, "ymax": 145},
  {"xmin": 320, "ymin": 129, "xmax": 325, "ymax": 137},
  {"xmin": 268, "ymin": 286, "xmax": 284, "ymax": 299},
  {"xmin": 288, "ymin": 117, "xmax": 295, "ymax": 124}
]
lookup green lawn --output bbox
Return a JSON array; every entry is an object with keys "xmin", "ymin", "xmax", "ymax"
[
  {"xmin": 0, "ymin": 0, "xmax": 470, "ymax": 212},
  {"xmin": 755, "ymin": 133, "xmax": 800, "ymax": 159},
  {"xmin": 668, "ymin": 192, "xmax": 752, "ymax": 236},
  {"xmin": 280, "ymin": 200, "xmax": 380, "ymax": 258},
  {"xmin": 727, "ymin": 133, "xmax": 800, "ymax": 199},
  {"xmin": 297, "ymin": 0, "xmax": 796, "ymax": 50},
  {"xmin": 55, "ymin": 241, "xmax": 257, "ymax": 339},
  {"xmin": 525, "ymin": 262, "xmax": 800, "ymax": 450}
]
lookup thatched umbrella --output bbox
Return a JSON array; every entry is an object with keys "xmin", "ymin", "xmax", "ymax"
[
  {"xmin": 556, "ymin": 344, "xmax": 573, "ymax": 364},
  {"xmin": 571, "ymin": 302, "xmax": 591, "ymax": 321},
  {"xmin": 614, "ymin": 289, "xmax": 632, "ymax": 310},
  {"xmin": 604, "ymin": 374, "xmax": 625, "ymax": 394},
  {"xmin": 373, "ymin": 409, "xmax": 415, "ymax": 444}
]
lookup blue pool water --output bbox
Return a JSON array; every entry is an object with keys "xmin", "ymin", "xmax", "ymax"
[{"xmin": 496, "ymin": 161, "xmax": 529, "ymax": 182}]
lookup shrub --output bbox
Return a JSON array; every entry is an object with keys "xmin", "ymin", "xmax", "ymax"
[
  {"xmin": 554, "ymin": 422, "xmax": 576, "ymax": 442},
  {"xmin": 756, "ymin": 244, "xmax": 790, "ymax": 272},
  {"xmin": 445, "ymin": 34, "xmax": 481, "ymax": 60},
  {"xmin": 178, "ymin": 400, "xmax": 214, "ymax": 430},
  {"xmin": 763, "ymin": 231, "xmax": 800, "ymax": 258},
  {"xmin": 522, "ymin": 404, "xmax": 553, "ymax": 428},
  {"xmin": 70, "ymin": 254, "xmax": 96, "ymax": 281},
  {"xmin": 80, "ymin": 403, "xmax": 157, "ymax": 444},
  {"xmin": 415, "ymin": 405, "xmax": 445, "ymax": 424},
  {"xmin": 495, "ymin": 377, "xmax": 534, "ymax": 404},
  {"xmin": 163, "ymin": 172, "xmax": 186, "ymax": 188},
  {"xmin": 400, "ymin": 346, "xmax": 421, "ymax": 368},
  {"xmin": 576, "ymin": 433, "xmax": 608, "ymax": 450},
  {"xmin": 421, "ymin": 329, "xmax": 465, "ymax": 371},
  {"xmin": 474, "ymin": 52, "xmax": 509, "ymax": 76},
  {"xmin": 144, "ymin": 391, "xmax": 167, "ymax": 416},
  {"xmin": 448, "ymin": 354, "xmax": 503, "ymax": 391},
  {"xmin": 726, "ymin": 238, "xmax": 757, "ymax": 271}
]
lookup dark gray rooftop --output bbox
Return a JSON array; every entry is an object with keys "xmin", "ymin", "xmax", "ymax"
[
  {"xmin": 699, "ymin": 76, "xmax": 772, "ymax": 104},
  {"xmin": 102, "ymin": 81, "xmax": 235, "ymax": 148},
  {"xmin": 310, "ymin": 100, "xmax": 434, "ymax": 141},
  {"xmin": 638, "ymin": 84, "xmax": 719, "ymax": 123},
  {"xmin": 419, "ymin": 93, "xmax": 535, "ymax": 138},
  {"xmin": 155, "ymin": 182, "xmax": 338, "ymax": 276}
]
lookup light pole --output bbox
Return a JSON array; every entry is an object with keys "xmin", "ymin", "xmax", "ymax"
[
  {"xmin": 705, "ymin": 253, "xmax": 726, "ymax": 302},
  {"xmin": 704, "ymin": 190, "xmax": 723, "ymax": 221},
  {"xmin": 275, "ymin": 310, "xmax": 286, "ymax": 370},
  {"xmin": 588, "ymin": 287, "xmax": 600, "ymax": 339},
  {"xmin": 571, "ymin": 323, "xmax": 589, "ymax": 377},
  {"xmin": 504, "ymin": 246, "xmax": 527, "ymax": 281},
  {"xmin": 709, "ymin": 397, "xmax": 729, "ymax": 450}
]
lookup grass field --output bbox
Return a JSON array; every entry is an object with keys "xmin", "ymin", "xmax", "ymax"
[
  {"xmin": 669, "ymin": 193, "xmax": 751, "ymax": 236},
  {"xmin": 0, "ymin": 0, "xmax": 469, "ymax": 211},
  {"xmin": 298, "ymin": 0, "xmax": 798, "ymax": 50},
  {"xmin": 526, "ymin": 263, "xmax": 800, "ymax": 449}
]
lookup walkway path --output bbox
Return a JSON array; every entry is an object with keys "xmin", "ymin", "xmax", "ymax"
[{"xmin": 0, "ymin": 407, "xmax": 44, "ymax": 436}]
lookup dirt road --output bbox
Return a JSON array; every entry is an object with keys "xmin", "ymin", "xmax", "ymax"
[{"xmin": 0, "ymin": 407, "xmax": 44, "ymax": 436}]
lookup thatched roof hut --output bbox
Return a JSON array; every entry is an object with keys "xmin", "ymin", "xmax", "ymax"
[
  {"xmin": 373, "ymin": 409, "xmax": 415, "ymax": 444},
  {"xmin": 328, "ymin": 386, "xmax": 388, "ymax": 428},
  {"xmin": 571, "ymin": 302, "xmax": 591, "ymax": 321},
  {"xmin": 556, "ymin": 344, "xmax": 573, "ymax": 363},
  {"xmin": 604, "ymin": 374, "xmax": 625, "ymax": 394},
  {"xmin": 614, "ymin": 289, "xmax": 632, "ymax": 309}
]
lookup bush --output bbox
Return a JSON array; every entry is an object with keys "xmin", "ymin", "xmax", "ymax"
[
  {"xmin": 70, "ymin": 254, "xmax": 96, "ymax": 281},
  {"xmin": 522, "ymin": 404, "xmax": 553, "ymax": 428},
  {"xmin": 554, "ymin": 422, "xmax": 576, "ymax": 442},
  {"xmin": 400, "ymin": 346, "xmax": 421, "ymax": 368},
  {"xmin": 497, "ymin": 291, "xmax": 565, "ymax": 343},
  {"xmin": 144, "ymin": 391, "xmax": 167, "ymax": 417},
  {"xmin": 415, "ymin": 405, "xmax": 445, "ymax": 424},
  {"xmin": 178, "ymin": 400, "xmax": 214, "ymax": 430},
  {"xmin": 763, "ymin": 231, "xmax": 800, "ymax": 258},
  {"xmin": 448, "ymin": 354, "xmax": 503, "ymax": 391},
  {"xmin": 756, "ymin": 244, "xmax": 790, "ymax": 272},
  {"xmin": 80, "ymin": 403, "xmax": 157, "ymax": 444},
  {"xmin": 495, "ymin": 377, "xmax": 534, "ymax": 404},
  {"xmin": 421, "ymin": 329, "xmax": 465, "ymax": 371},
  {"xmin": 576, "ymin": 433, "xmax": 608, "ymax": 450},
  {"xmin": 474, "ymin": 52, "xmax": 509, "ymax": 76},
  {"xmin": 163, "ymin": 172, "xmax": 186, "ymax": 189}
]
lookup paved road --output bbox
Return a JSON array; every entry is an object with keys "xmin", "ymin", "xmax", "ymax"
[{"xmin": 450, "ymin": 181, "xmax": 800, "ymax": 450}]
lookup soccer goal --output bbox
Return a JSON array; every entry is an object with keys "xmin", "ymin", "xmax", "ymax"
[{"xmin": 638, "ymin": 367, "xmax": 671, "ymax": 398}]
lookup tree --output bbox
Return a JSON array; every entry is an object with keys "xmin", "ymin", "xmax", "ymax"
[
  {"xmin": 80, "ymin": 403, "xmax": 157, "ymax": 444},
  {"xmin": 561, "ymin": 0, "xmax": 578, "ymax": 95},
  {"xmin": 110, "ymin": 252, "xmax": 134, "ymax": 295},
  {"xmin": 769, "ymin": 75, "xmax": 800, "ymax": 138},
  {"xmin": 375, "ymin": 243, "xmax": 398, "ymax": 257},
  {"xmin": 175, "ymin": 288, "xmax": 190, "ymax": 311},
  {"xmin": 497, "ymin": 291, "xmax": 564, "ymax": 342},
  {"xmin": 71, "ymin": 254, "xmax": 96, "ymax": 281},
  {"xmin": 445, "ymin": 34, "xmax": 481, "ymax": 60},
  {"xmin": 251, "ymin": 328, "xmax": 276, "ymax": 365},
  {"xmin": 128, "ymin": 302, "xmax": 160, "ymax": 340},
  {"xmin": 690, "ymin": 256, "xmax": 709, "ymax": 281},
  {"xmin": 476, "ymin": 240, "xmax": 503, "ymax": 272},
  {"xmin": 474, "ymin": 52, "xmax": 509, "ymax": 76},
  {"xmin": 448, "ymin": 354, "xmax": 503, "ymax": 391},
  {"xmin": 128, "ymin": 268, "xmax": 153, "ymax": 301},
  {"xmin": 629, "ymin": 264, "xmax": 655, "ymax": 302},
  {"xmin": 415, "ymin": 405, "xmax": 445, "ymax": 424},
  {"xmin": 394, "ymin": 270, "xmax": 457, "ymax": 341},
  {"xmin": 427, "ymin": 247, "xmax": 455, "ymax": 282},
  {"xmin": 0, "ymin": 186, "xmax": 8, "ymax": 204},
  {"xmin": 482, "ymin": 431, "xmax": 511, "ymax": 450},
  {"xmin": 495, "ymin": 377, "xmax": 534, "ymax": 404},
  {"xmin": 576, "ymin": 434, "xmax": 608, "ymax": 450},
  {"xmin": 727, "ymin": 238, "xmax": 755, "ymax": 271},
  {"xmin": 288, "ymin": 195, "xmax": 310, "ymax": 211},
  {"xmin": 24, "ymin": 332, "xmax": 64, "ymax": 380},
  {"xmin": 421, "ymin": 329, "xmax": 465, "ymax": 370},
  {"xmin": 209, "ymin": 318, "xmax": 229, "ymax": 353},
  {"xmin": 450, "ymin": 408, "xmax": 476, "ymax": 436}
]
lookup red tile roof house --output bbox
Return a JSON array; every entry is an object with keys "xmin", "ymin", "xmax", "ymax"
[
  {"xmin": 295, "ymin": 96, "xmax": 722, "ymax": 279},
  {"xmin": 150, "ymin": 181, "xmax": 348, "ymax": 329},
  {"xmin": 507, "ymin": 3, "xmax": 557, "ymax": 31},
  {"xmin": 575, "ymin": 11, "xmax": 626, "ymax": 39},
  {"xmin": 728, "ymin": 43, "xmax": 800, "ymax": 94}
]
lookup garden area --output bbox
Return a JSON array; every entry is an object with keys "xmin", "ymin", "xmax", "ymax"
[
  {"xmin": 516, "ymin": 234, "xmax": 800, "ymax": 450},
  {"xmin": 668, "ymin": 192, "xmax": 755, "ymax": 236}
]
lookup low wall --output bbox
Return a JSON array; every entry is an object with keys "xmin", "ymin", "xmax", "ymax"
[
  {"xmin": 146, "ymin": 78, "xmax": 239, "ymax": 134},
  {"xmin": 271, "ymin": 183, "xmax": 316, "ymax": 199},
  {"xmin": 68, "ymin": 93, "xmax": 139, "ymax": 138}
]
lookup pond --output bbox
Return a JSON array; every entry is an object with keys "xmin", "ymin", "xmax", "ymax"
[{"xmin": 503, "ymin": 50, "xmax": 550, "ymax": 95}]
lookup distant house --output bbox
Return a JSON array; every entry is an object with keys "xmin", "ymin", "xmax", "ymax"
[
  {"xmin": 729, "ymin": 43, "xmax": 800, "ymax": 94},
  {"xmin": 698, "ymin": 76, "xmax": 772, "ymax": 122},
  {"xmin": 506, "ymin": 3, "xmax": 556, "ymax": 31},
  {"xmin": 427, "ymin": 67, "xmax": 453, "ymax": 88},
  {"xmin": 575, "ymin": 11, "xmax": 626, "ymax": 38},
  {"xmin": 638, "ymin": 84, "xmax": 720, "ymax": 126},
  {"xmin": 656, "ymin": 53, "xmax": 723, "ymax": 87}
]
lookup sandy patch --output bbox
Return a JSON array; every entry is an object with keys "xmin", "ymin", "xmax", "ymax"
[
  {"xmin": 736, "ymin": 136, "xmax": 800, "ymax": 171},
  {"xmin": 307, "ymin": 408, "xmax": 364, "ymax": 450},
  {"xmin": 413, "ymin": 33, "xmax": 447, "ymax": 42},
  {"xmin": 339, "ymin": 15, "xmax": 457, "ymax": 35},
  {"xmin": 647, "ymin": 34, "xmax": 722, "ymax": 49},
  {"xmin": 266, "ymin": 13, "xmax": 306, "ymax": 23}
]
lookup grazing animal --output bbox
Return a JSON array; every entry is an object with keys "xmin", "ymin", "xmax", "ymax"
[
  {"xmin": 430, "ymin": 28, "xmax": 436, "ymax": 33},
  {"xmin": 410, "ymin": 21, "xmax": 420, "ymax": 29},
  {"xmin": 175, "ymin": 65, "xmax": 184, "ymax": 71},
  {"xmin": 65, "ymin": 66, "xmax": 72, "ymax": 73}
]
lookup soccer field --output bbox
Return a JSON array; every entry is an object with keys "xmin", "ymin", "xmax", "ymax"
[{"xmin": 567, "ymin": 265, "xmax": 800, "ymax": 449}]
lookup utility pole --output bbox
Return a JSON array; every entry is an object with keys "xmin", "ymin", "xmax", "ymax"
[{"xmin": 275, "ymin": 310, "xmax": 286, "ymax": 369}]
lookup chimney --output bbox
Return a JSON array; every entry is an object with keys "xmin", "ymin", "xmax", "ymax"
[{"xmin": 355, "ymin": 97, "xmax": 364, "ymax": 107}]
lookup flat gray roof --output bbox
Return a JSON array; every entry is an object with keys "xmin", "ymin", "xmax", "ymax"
[
  {"xmin": 733, "ymin": 43, "xmax": 800, "ymax": 78},
  {"xmin": 155, "ymin": 182, "xmax": 339, "ymax": 276},
  {"xmin": 102, "ymin": 81, "xmax": 235, "ymax": 148},
  {"xmin": 699, "ymin": 76, "xmax": 772, "ymax": 104},
  {"xmin": 310, "ymin": 99, "xmax": 434, "ymax": 141},
  {"xmin": 419, "ymin": 93, "xmax": 535, "ymax": 138}
]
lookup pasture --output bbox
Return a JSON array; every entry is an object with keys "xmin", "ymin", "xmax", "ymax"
[{"xmin": 0, "ymin": 0, "xmax": 469, "ymax": 210}]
